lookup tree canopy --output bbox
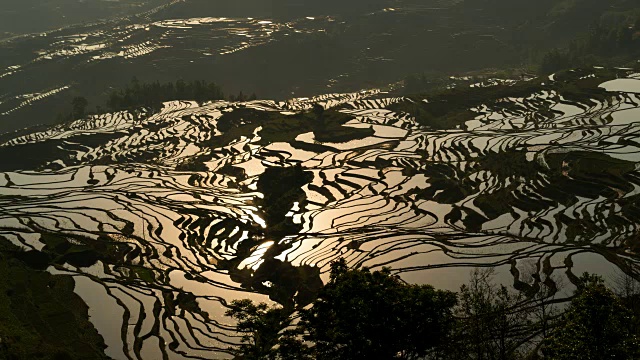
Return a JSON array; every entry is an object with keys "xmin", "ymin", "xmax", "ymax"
[
  {"xmin": 106, "ymin": 78, "xmax": 225, "ymax": 112},
  {"xmin": 300, "ymin": 259, "xmax": 457, "ymax": 360},
  {"xmin": 226, "ymin": 259, "xmax": 458, "ymax": 360},
  {"xmin": 227, "ymin": 263, "xmax": 640, "ymax": 360},
  {"xmin": 542, "ymin": 274, "xmax": 640, "ymax": 359}
]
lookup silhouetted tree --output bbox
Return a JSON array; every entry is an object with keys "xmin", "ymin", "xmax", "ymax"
[
  {"xmin": 71, "ymin": 96, "xmax": 88, "ymax": 119},
  {"xmin": 227, "ymin": 259, "xmax": 457, "ymax": 360},
  {"xmin": 227, "ymin": 265, "xmax": 640, "ymax": 360},
  {"xmin": 225, "ymin": 300, "xmax": 294, "ymax": 360},
  {"xmin": 105, "ymin": 78, "xmax": 225, "ymax": 112},
  {"xmin": 300, "ymin": 259, "xmax": 457, "ymax": 360},
  {"xmin": 613, "ymin": 272, "xmax": 640, "ymax": 337},
  {"xmin": 449, "ymin": 268, "xmax": 534, "ymax": 360},
  {"xmin": 230, "ymin": 91, "xmax": 252, "ymax": 102},
  {"xmin": 542, "ymin": 273, "xmax": 640, "ymax": 359}
]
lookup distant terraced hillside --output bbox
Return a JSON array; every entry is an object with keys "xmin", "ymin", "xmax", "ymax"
[
  {"xmin": 4, "ymin": 0, "xmax": 637, "ymax": 135},
  {"xmin": 1, "ymin": 65, "xmax": 640, "ymax": 359},
  {"xmin": 0, "ymin": 0, "xmax": 172, "ymax": 38}
]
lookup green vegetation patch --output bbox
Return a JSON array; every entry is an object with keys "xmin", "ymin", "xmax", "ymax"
[{"xmin": 0, "ymin": 241, "xmax": 110, "ymax": 360}]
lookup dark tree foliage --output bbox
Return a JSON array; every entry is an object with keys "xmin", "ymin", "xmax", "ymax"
[
  {"xmin": 540, "ymin": 15, "xmax": 640, "ymax": 73},
  {"xmin": 227, "ymin": 264, "xmax": 640, "ymax": 360},
  {"xmin": 229, "ymin": 91, "xmax": 257, "ymax": 102},
  {"xmin": 442, "ymin": 268, "xmax": 538, "ymax": 360},
  {"xmin": 106, "ymin": 77, "xmax": 225, "ymax": 112},
  {"xmin": 71, "ymin": 96, "xmax": 89, "ymax": 119},
  {"xmin": 300, "ymin": 259, "xmax": 457, "ymax": 360},
  {"xmin": 0, "ymin": 241, "xmax": 110, "ymax": 360},
  {"xmin": 227, "ymin": 259, "xmax": 457, "ymax": 360},
  {"xmin": 226, "ymin": 299, "xmax": 313, "ymax": 360},
  {"xmin": 225, "ymin": 300, "xmax": 294, "ymax": 360},
  {"xmin": 54, "ymin": 96, "xmax": 90, "ymax": 124},
  {"xmin": 542, "ymin": 273, "xmax": 640, "ymax": 360},
  {"xmin": 614, "ymin": 273, "xmax": 640, "ymax": 336}
]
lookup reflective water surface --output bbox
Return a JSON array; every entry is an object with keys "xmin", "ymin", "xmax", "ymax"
[{"xmin": 2, "ymin": 69, "xmax": 640, "ymax": 358}]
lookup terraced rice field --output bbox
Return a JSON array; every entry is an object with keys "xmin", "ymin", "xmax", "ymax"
[
  {"xmin": 0, "ymin": 0, "xmax": 523, "ymax": 135},
  {"xmin": 0, "ymin": 14, "xmax": 336, "ymax": 133},
  {"xmin": 1, "ymin": 67, "xmax": 640, "ymax": 359}
]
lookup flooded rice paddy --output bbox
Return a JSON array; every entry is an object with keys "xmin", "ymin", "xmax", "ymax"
[{"xmin": 2, "ymin": 68, "xmax": 640, "ymax": 358}]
